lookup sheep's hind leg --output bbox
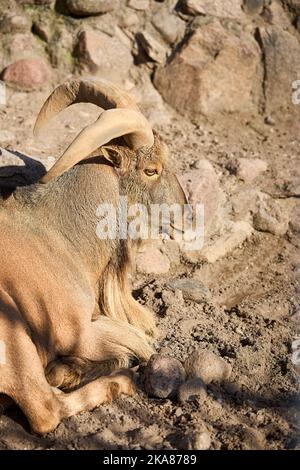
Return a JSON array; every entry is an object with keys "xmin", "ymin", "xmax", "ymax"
[
  {"xmin": 53, "ymin": 369, "xmax": 135, "ymax": 422},
  {"xmin": 3, "ymin": 329, "xmax": 135, "ymax": 434},
  {"xmin": 46, "ymin": 316, "xmax": 153, "ymax": 391}
]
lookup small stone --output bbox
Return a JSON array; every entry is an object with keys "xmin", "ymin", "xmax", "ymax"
[
  {"xmin": 178, "ymin": 378, "xmax": 207, "ymax": 403},
  {"xmin": 119, "ymin": 10, "xmax": 140, "ymax": 28},
  {"xmin": 178, "ymin": 160, "xmax": 220, "ymax": 231},
  {"xmin": 253, "ymin": 193, "xmax": 292, "ymax": 236},
  {"xmin": 225, "ymin": 382, "xmax": 240, "ymax": 395},
  {"xmin": 242, "ymin": 426, "xmax": 266, "ymax": 450},
  {"xmin": 66, "ymin": 0, "xmax": 117, "ymax": 16},
  {"xmin": 200, "ymin": 221, "xmax": 253, "ymax": 263},
  {"xmin": 161, "ymin": 289, "xmax": 184, "ymax": 308},
  {"xmin": 184, "ymin": 349, "xmax": 232, "ymax": 384},
  {"xmin": 175, "ymin": 407, "xmax": 183, "ymax": 417},
  {"xmin": 243, "ymin": 0, "xmax": 264, "ymax": 15},
  {"xmin": 1, "ymin": 58, "xmax": 51, "ymax": 90},
  {"xmin": 128, "ymin": 0, "xmax": 149, "ymax": 11},
  {"xmin": 143, "ymin": 354, "xmax": 186, "ymax": 398},
  {"xmin": 167, "ymin": 278, "xmax": 211, "ymax": 303},
  {"xmin": 0, "ymin": 15, "xmax": 30, "ymax": 34},
  {"xmin": 136, "ymin": 247, "xmax": 170, "ymax": 274},
  {"xmin": 152, "ymin": 8, "xmax": 186, "ymax": 45},
  {"xmin": 161, "ymin": 240, "xmax": 181, "ymax": 267},
  {"xmin": 264, "ymin": 115, "xmax": 275, "ymax": 125},
  {"xmin": 184, "ymin": 429, "xmax": 211, "ymax": 450},
  {"xmin": 136, "ymin": 31, "xmax": 167, "ymax": 64},
  {"xmin": 236, "ymin": 158, "xmax": 268, "ymax": 183},
  {"xmin": 181, "ymin": 0, "xmax": 245, "ymax": 20}
]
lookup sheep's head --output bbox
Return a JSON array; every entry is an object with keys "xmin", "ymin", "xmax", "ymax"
[
  {"xmin": 99, "ymin": 134, "xmax": 187, "ymax": 211},
  {"xmin": 34, "ymin": 79, "xmax": 189, "ymax": 237}
]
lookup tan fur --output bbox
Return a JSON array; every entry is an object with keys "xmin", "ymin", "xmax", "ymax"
[{"xmin": 0, "ymin": 83, "xmax": 188, "ymax": 433}]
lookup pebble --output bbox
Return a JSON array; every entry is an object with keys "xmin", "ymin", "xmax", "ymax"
[
  {"xmin": 143, "ymin": 354, "xmax": 186, "ymax": 399},
  {"xmin": 265, "ymin": 115, "xmax": 276, "ymax": 126},
  {"xmin": 184, "ymin": 349, "xmax": 232, "ymax": 384},
  {"xmin": 178, "ymin": 377, "xmax": 207, "ymax": 403},
  {"xmin": 184, "ymin": 429, "xmax": 211, "ymax": 450},
  {"xmin": 167, "ymin": 278, "xmax": 211, "ymax": 304}
]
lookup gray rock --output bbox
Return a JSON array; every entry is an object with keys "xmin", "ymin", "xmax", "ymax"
[
  {"xmin": 167, "ymin": 278, "xmax": 211, "ymax": 303},
  {"xmin": 143, "ymin": 354, "xmax": 186, "ymax": 398},
  {"xmin": 181, "ymin": 0, "xmax": 245, "ymax": 20},
  {"xmin": 128, "ymin": 0, "xmax": 149, "ymax": 11},
  {"xmin": 66, "ymin": 0, "xmax": 117, "ymax": 16},
  {"xmin": 152, "ymin": 8, "xmax": 186, "ymax": 45},
  {"xmin": 253, "ymin": 193, "xmax": 292, "ymax": 236},
  {"xmin": 184, "ymin": 349, "xmax": 232, "ymax": 384},
  {"xmin": 181, "ymin": 428, "xmax": 211, "ymax": 450},
  {"xmin": 257, "ymin": 26, "xmax": 300, "ymax": 119},
  {"xmin": 243, "ymin": 0, "xmax": 264, "ymax": 14},
  {"xmin": 136, "ymin": 31, "xmax": 167, "ymax": 64}
]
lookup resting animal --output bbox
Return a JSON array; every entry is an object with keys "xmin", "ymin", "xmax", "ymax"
[{"xmin": 0, "ymin": 79, "xmax": 187, "ymax": 433}]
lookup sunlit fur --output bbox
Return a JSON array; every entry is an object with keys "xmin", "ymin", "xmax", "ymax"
[{"xmin": 0, "ymin": 133, "xmax": 187, "ymax": 433}]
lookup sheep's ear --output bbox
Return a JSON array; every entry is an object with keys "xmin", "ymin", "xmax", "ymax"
[{"xmin": 101, "ymin": 146, "xmax": 122, "ymax": 168}]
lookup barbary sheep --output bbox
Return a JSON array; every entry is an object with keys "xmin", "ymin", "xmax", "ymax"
[{"xmin": 0, "ymin": 79, "xmax": 188, "ymax": 433}]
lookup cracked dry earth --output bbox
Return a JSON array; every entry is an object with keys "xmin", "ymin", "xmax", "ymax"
[{"xmin": 0, "ymin": 87, "xmax": 299, "ymax": 450}]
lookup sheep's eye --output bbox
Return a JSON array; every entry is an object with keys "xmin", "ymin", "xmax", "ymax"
[{"xmin": 144, "ymin": 168, "xmax": 158, "ymax": 177}]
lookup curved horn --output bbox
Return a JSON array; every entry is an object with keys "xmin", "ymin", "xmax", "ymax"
[
  {"xmin": 34, "ymin": 79, "xmax": 155, "ymax": 183},
  {"xmin": 34, "ymin": 78, "xmax": 139, "ymax": 137},
  {"xmin": 40, "ymin": 108, "xmax": 154, "ymax": 183}
]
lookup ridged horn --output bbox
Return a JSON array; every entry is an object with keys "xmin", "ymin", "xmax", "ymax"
[
  {"xmin": 40, "ymin": 108, "xmax": 154, "ymax": 183},
  {"xmin": 34, "ymin": 79, "xmax": 154, "ymax": 183}
]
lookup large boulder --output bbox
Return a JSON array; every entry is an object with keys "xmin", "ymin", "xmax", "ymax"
[
  {"xmin": 257, "ymin": 26, "xmax": 300, "ymax": 119},
  {"xmin": 154, "ymin": 21, "xmax": 260, "ymax": 117}
]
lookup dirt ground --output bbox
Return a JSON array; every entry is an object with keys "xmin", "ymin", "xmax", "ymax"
[{"xmin": 0, "ymin": 86, "xmax": 299, "ymax": 450}]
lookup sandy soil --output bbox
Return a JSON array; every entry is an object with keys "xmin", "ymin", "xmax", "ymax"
[{"xmin": 0, "ymin": 86, "xmax": 299, "ymax": 450}]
